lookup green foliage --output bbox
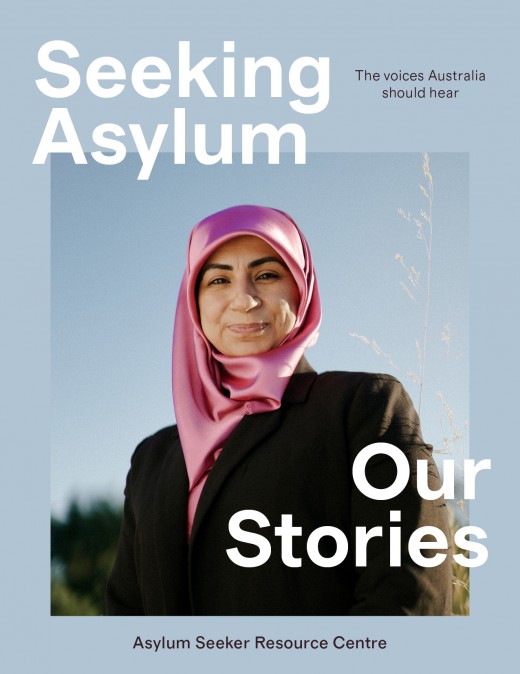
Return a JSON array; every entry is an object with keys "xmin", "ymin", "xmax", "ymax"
[
  {"xmin": 448, "ymin": 503, "xmax": 470, "ymax": 616},
  {"xmin": 51, "ymin": 499, "xmax": 123, "ymax": 616},
  {"xmin": 51, "ymin": 580, "xmax": 99, "ymax": 616}
]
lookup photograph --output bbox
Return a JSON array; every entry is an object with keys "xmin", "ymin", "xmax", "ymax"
[{"xmin": 51, "ymin": 154, "xmax": 468, "ymax": 617}]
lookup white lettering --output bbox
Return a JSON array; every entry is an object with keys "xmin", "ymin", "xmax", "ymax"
[
  {"xmin": 178, "ymin": 41, "xmax": 217, "ymax": 97},
  {"xmin": 453, "ymin": 526, "xmax": 488, "ymax": 567},
  {"xmin": 91, "ymin": 124, "xmax": 127, "ymax": 165},
  {"xmin": 289, "ymin": 56, "xmax": 330, "ymax": 113},
  {"xmin": 352, "ymin": 443, "xmax": 410, "ymax": 500},
  {"xmin": 408, "ymin": 526, "xmax": 448, "ymax": 567},
  {"xmin": 86, "ymin": 57, "xmax": 126, "ymax": 98},
  {"xmin": 129, "ymin": 123, "xmax": 169, "ymax": 180},
  {"xmin": 274, "ymin": 514, "xmax": 302, "ymax": 568},
  {"xmin": 132, "ymin": 57, "xmax": 172, "ymax": 98},
  {"xmin": 307, "ymin": 526, "xmax": 348, "ymax": 568},
  {"xmin": 241, "ymin": 123, "xmax": 306, "ymax": 164},
  {"xmin": 463, "ymin": 459, "xmax": 492, "ymax": 499},
  {"xmin": 36, "ymin": 40, "xmax": 81, "ymax": 98},
  {"xmin": 227, "ymin": 510, "xmax": 271, "ymax": 568},
  {"xmin": 33, "ymin": 108, "xmax": 86, "ymax": 165}
]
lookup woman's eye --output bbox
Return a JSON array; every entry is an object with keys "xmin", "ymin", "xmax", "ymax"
[
  {"xmin": 208, "ymin": 277, "xmax": 229, "ymax": 286},
  {"xmin": 256, "ymin": 271, "xmax": 279, "ymax": 281}
]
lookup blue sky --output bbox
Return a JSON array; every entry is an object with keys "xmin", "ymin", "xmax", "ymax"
[{"xmin": 51, "ymin": 152, "xmax": 468, "ymax": 516}]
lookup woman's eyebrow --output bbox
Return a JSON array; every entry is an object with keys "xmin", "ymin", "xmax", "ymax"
[
  {"xmin": 248, "ymin": 256, "xmax": 287, "ymax": 269},
  {"xmin": 200, "ymin": 256, "xmax": 287, "ymax": 277},
  {"xmin": 201, "ymin": 262, "xmax": 233, "ymax": 273}
]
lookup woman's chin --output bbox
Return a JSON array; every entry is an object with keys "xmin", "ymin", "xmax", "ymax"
[{"xmin": 220, "ymin": 338, "xmax": 275, "ymax": 357}]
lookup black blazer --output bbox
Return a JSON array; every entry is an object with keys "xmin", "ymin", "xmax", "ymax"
[{"xmin": 106, "ymin": 369, "xmax": 451, "ymax": 616}]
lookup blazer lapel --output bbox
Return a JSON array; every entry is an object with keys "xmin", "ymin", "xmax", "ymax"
[
  {"xmin": 189, "ymin": 369, "xmax": 317, "ymax": 546},
  {"xmin": 189, "ymin": 409, "xmax": 283, "ymax": 546}
]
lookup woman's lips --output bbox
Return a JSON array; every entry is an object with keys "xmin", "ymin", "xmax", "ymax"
[{"xmin": 227, "ymin": 322, "xmax": 268, "ymax": 334}]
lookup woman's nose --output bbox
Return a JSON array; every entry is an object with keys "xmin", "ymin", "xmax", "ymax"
[{"xmin": 229, "ymin": 282, "xmax": 261, "ymax": 312}]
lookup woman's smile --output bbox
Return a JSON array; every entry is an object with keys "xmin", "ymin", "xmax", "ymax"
[
  {"xmin": 227, "ymin": 322, "xmax": 268, "ymax": 334},
  {"xmin": 197, "ymin": 236, "xmax": 300, "ymax": 356}
]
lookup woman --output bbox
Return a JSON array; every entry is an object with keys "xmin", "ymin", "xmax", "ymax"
[{"xmin": 106, "ymin": 205, "xmax": 451, "ymax": 616}]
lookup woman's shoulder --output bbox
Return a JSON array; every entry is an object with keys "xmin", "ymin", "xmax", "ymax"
[
  {"xmin": 123, "ymin": 425, "xmax": 188, "ymax": 501},
  {"xmin": 130, "ymin": 424, "xmax": 182, "ymax": 468},
  {"xmin": 316, "ymin": 370, "xmax": 400, "ymax": 385},
  {"xmin": 309, "ymin": 371, "xmax": 417, "ymax": 422},
  {"xmin": 137, "ymin": 424, "xmax": 180, "ymax": 445},
  {"xmin": 313, "ymin": 370, "xmax": 405, "ymax": 397},
  {"xmin": 288, "ymin": 366, "xmax": 410, "ymax": 408}
]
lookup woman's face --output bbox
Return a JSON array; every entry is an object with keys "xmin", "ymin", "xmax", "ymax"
[{"xmin": 197, "ymin": 236, "xmax": 300, "ymax": 357}]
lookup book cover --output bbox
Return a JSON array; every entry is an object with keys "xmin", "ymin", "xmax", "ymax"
[{"xmin": 2, "ymin": 0, "xmax": 517, "ymax": 672}]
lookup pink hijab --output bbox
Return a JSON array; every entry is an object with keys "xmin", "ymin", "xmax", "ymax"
[{"xmin": 172, "ymin": 205, "xmax": 321, "ymax": 535}]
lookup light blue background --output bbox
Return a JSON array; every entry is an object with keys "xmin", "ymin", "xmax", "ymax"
[{"xmin": 3, "ymin": 1, "xmax": 518, "ymax": 672}]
